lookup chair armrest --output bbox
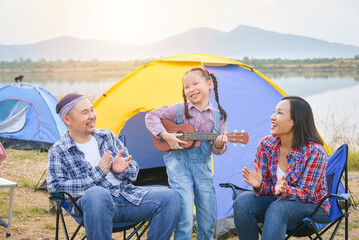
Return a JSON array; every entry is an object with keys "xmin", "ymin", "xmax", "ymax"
[
  {"xmin": 49, "ymin": 191, "xmax": 83, "ymax": 215},
  {"xmin": 49, "ymin": 192, "xmax": 65, "ymax": 205},
  {"xmin": 219, "ymin": 183, "xmax": 251, "ymax": 199},
  {"xmin": 309, "ymin": 193, "xmax": 351, "ymax": 218},
  {"xmin": 328, "ymin": 193, "xmax": 351, "ymax": 201}
]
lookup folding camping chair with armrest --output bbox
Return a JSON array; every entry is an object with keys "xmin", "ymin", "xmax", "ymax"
[
  {"xmin": 220, "ymin": 144, "xmax": 351, "ymax": 240},
  {"xmin": 49, "ymin": 191, "xmax": 150, "ymax": 240}
]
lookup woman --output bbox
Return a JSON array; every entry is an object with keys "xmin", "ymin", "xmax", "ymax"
[{"xmin": 233, "ymin": 96, "xmax": 330, "ymax": 240}]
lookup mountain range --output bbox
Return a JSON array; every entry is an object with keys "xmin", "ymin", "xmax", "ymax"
[{"xmin": 1, "ymin": 25, "xmax": 358, "ymax": 61}]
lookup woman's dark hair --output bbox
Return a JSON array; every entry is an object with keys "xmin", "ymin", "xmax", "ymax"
[
  {"xmin": 182, "ymin": 67, "xmax": 227, "ymax": 121},
  {"xmin": 282, "ymin": 96, "xmax": 323, "ymax": 148}
]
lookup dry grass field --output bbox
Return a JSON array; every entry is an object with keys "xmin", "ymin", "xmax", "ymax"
[{"xmin": 0, "ymin": 149, "xmax": 358, "ymax": 239}]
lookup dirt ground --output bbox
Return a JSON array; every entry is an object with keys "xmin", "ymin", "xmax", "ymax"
[{"xmin": 0, "ymin": 149, "xmax": 358, "ymax": 240}]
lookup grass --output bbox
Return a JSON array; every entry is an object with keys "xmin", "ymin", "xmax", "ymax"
[
  {"xmin": 14, "ymin": 206, "xmax": 49, "ymax": 218},
  {"xmin": 348, "ymin": 151, "xmax": 359, "ymax": 171},
  {"xmin": 319, "ymin": 106, "xmax": 359, "ymax": 170},
  {"xmin": 44, "ymin": 223, "xmax": 56, "ymax": 230},
  {"xmin": 6, "ymin": 148, "xmax": 45, "ymax": 160},
  {"xmin": 17, "ymin": 176, "xmax": 37, "ymax": 188}
]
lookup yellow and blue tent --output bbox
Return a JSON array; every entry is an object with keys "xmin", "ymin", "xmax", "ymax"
[{"xmin": 94, "ymin": 53, "xmax": 329, "ymax": 236}]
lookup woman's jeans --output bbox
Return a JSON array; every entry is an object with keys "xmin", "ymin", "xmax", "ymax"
[
  {"xmin": 164, "ymin": 140, "xmax": 216, "ymax": 240},
  {"xmin": 233, "ymin": 191, "xmax": 330, "ymax": 240},
  {"xmin": 77, "ymin": 186, "xmax": 180, "ymax": 240}
]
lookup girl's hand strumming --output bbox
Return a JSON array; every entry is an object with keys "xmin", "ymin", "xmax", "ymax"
[
  {"xmin": 160, "ymin": 131, "xmax": 187, "ymax": 150},
  {"xmin": 215, "ymin": 133, "xmax": 228, "ymax": 149},
  {"xmin": 242, "ymin": 163, "xmax": 262, "ymax": 191}
]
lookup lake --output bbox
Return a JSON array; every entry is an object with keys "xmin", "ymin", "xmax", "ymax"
[
  {"xmin": 272, "ymin": 75, "xmax": 359, "ymax": 150},
  {"xmin": 1, "ymin": 71, "xmax": 358, "ymax": 150}
]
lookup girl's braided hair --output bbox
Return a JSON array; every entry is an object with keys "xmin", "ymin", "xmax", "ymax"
[{"xmin": 182, "ymin": 68, "xmax": 227, "ymax": 121}]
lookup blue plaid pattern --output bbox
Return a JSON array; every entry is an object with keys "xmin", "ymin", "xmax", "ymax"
[
  {"xmin": 254, "ymin": 135, "xmax": 330, "ymax": 215},
  {"xmin": 47, "ymin": 129, "xmax": 149, "ymax": 206}
]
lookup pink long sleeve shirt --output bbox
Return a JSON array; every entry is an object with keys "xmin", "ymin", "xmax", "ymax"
[{"xmin": 145, "ymin": 102, "xmax": 228, "ymax": 155}]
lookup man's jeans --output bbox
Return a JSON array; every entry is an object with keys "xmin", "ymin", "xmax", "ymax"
[
  {"xmin": 233, "ymin": 191, "xmax": 330, "ymax": 240},
  {"xmin": 77, "ymin": 186, "xmax": 180, "ymax": 240}
]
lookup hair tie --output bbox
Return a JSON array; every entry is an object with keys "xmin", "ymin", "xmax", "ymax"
[{"xmin": 205, "ymin": 69, "xmax": 210, "ymax": 75}]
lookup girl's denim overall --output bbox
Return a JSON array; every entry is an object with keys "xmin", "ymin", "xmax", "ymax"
[{"xmin": 164, "ymin": 104, "xmax": 220, "ymax": 240}]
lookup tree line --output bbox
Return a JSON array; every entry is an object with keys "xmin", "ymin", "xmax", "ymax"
[
  {"xmin": 1, "ymin": 56, "xmax": 359, "ymax": 72},
  {"xmin": 238, "ymin": 55, "xmax": 359, "ymax": 69}
]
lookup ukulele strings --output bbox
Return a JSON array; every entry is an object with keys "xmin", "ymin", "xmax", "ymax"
[
  {"xmin": 165, "ymin": 131, "xmax": 219, "ymax": 137},
  {"xmin": 164, "ymin": 131, "xmax": 220, "ymax": 140}
]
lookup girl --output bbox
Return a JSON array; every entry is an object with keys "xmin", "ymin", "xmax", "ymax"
[
  {"xmin": 145, "ymin": 68, "xmax": 228, "ymax": 240},
  {"xmin": 233, "ymin": 96, "xmax": 330, "ymax": 240}
]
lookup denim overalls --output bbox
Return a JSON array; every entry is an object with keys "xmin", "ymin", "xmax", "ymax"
[{"xmin": 164, "ymin": 104, "xmax": 220, "ymax": 240}]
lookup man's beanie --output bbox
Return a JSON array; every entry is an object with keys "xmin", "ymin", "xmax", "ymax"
[{"xmin": 56, "ymin": 93, "xmax": 86, "ymax": 119}]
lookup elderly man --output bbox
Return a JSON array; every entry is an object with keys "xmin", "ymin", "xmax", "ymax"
[{"xmin": 47, "ymin": 93, "xmax": 180, "ymax": 240}]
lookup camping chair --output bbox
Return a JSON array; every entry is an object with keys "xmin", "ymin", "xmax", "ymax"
[
  {"xmin": 49, "ymin": 191, "xmax": 150, "ymax": 240},
  {"xmin": 220, "ymin": 144, "xmax": 351, "ymax": 240}
]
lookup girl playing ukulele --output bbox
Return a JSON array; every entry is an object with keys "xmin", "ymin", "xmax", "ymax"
[{"xmin": 145, "ymin": 68, "xmax": 228, "ymax": 240}]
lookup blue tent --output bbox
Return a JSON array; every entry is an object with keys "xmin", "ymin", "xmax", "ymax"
[{"xmin": 0, "ymin": 83, "xmax": 66, "ymax": 150}]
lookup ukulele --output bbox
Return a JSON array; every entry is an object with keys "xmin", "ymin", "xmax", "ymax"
[{"xmin": 152, "ymin": 119, "xmax": 249, "ymax": 152}]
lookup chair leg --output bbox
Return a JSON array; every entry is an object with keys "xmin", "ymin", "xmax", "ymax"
[
  {"xmin": 71, "ymin": 221, "xmax": 84, "ymax": 240},
  {"xmin": 329, "ymin": 218, "xmax": 344, "ymax": 240},
  {"xmin": 133, "ymin": 228, "xmax": 141, "ymax": 240},
  {"xmin": 306, "ymin": 222, "xmax": 322, "ymax": 240},
  {"xmin": 58, "ymin": 207, "xmax": 70, "ymax": 240},
  {"xmin": 139, "ymin": 221, "xmax": 151, "ymax": 239},
  {"xmin": 120, "ymin": 221, "xmax": 151, "ymax": 240},
  {"xmin": 311, "ymin": 216, "xmax": 343, "ymax": 239},
  {"xmin": 345, "ymin": 160, "xmax": 349, "ymax": 240},
  {"xmin": 55, "ymin": 207, "xmax": 60, "ymax": 240},
  {"xmin": 309, "ymin": 216, "xmax": 345, "ymax": 240},
  {"xmin": 345, "ymin": 213, "xmax": 349, "ymax": 240},
  {"xmin": 125, "ymin": 222, "xmax": 147, "ymax": 240}
]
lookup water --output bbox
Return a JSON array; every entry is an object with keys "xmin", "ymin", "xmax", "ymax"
[
  {"xmin": 1, "ymin": 72, "xmax": 358, "ymax": 149},
  {"xmin": 0, "ymin": 72, "xmax": 121, "ymax": 101},
  {"xmin": 270, "ymin": 75, "xmax": 359, "ymax": 150}
]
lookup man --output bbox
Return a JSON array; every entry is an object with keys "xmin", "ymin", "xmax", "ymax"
[{"xmin": 47, "ymin": 93, "xmax": 180, "ymax": 240}]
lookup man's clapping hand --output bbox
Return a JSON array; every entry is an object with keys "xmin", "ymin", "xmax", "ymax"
[
  {"xmin": 98, "ymin": 151, "xmax": 113, "ymax": 175},
  {"xmin": 112, "ymin": 150, "xmax": 131, "ymax": 173}
]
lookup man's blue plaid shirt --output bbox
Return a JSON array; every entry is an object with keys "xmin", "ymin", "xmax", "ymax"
[{"xmin": 47, "ymin": 129, "xmax": 149, "ymax": 206}]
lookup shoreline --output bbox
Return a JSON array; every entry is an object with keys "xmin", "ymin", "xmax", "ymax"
[
  {"xmin": 0, "ymin": 58, "xmax": 358, "ymax": 78},
  {"xmin": 0, "ymin": 67, "xmax": 358, "ymax": 79}
]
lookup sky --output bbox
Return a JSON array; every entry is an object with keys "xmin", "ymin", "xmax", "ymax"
[{"xmin": 0, "ymin": 0, "xmax": 358, "ymax": 47}]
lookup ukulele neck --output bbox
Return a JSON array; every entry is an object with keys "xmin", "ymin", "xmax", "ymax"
[{"xmin": 186, "ymin": 132, "xmax": 219, "ymax": 141}]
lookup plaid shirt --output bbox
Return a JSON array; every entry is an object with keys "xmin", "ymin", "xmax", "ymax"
[
  {"xmin": 254, "ymin": 135, "xmax": 330, "ymax": 215},
  {"xmin": 47, "ymin": 129, "xmax": 149, "ymax": 207}
]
